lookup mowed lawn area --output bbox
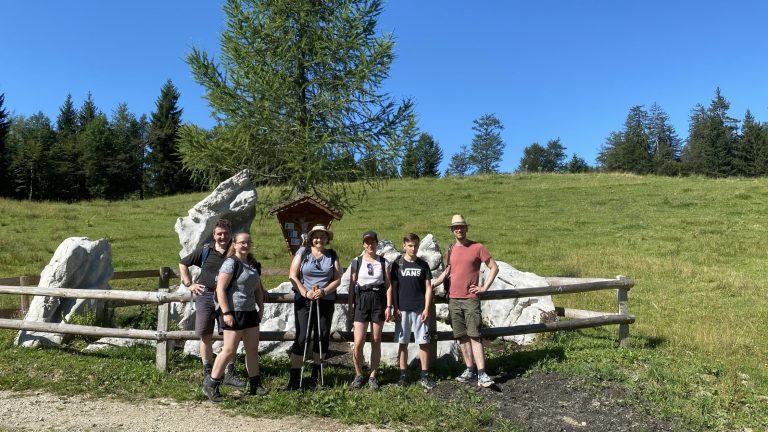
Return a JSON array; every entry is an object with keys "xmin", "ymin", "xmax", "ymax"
[{"xmin": 0, "ymin": 173, "xmax": 766, "ymax": 430}]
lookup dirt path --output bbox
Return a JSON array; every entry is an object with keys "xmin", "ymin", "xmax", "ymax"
[{"xmin": 0, "ymin": 390, "xmax": 386, "ymax": 432}]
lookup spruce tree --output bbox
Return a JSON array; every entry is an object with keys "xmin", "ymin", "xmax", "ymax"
[
  {"xmin": 735, "ymin": 110, "xmax": 768, "ymax": 176},
  {"xmin": 0, "ymin": 93, "xmax": 11, "ymax": 196},
  {"xmin": 77, "ymin": 92, "xmax": 99, "ymax": 131},
  {"xmin": 416, "ymin": 133, "xmax": 443, "ymax": 177},
  {"xmin": 566, "ymin": 154, "xmax": 591, "ymax": 173},
  {"xmin": 110, "ymin": 103, "xmax": 147, "ymax": 198},
  {"xmin": 445, "ymin": 145, "xmax": 471, "ymax": 176},
  {"xmin": 181, "ymin": 0, "xmax": 414, "ymax": 211},
  {"xmin": 468, "ymin": 113, "xmax": 505, "ymax": 174},
  {"xmin": 146, "ymin": 80, "xmax": 186, "ymax": 196},
  {"xmin": 682, "ymin": 88, "xmax": 739, "ymax": 177},
  {"xmin": 7, "ymin": 113, "xmax": 56, "ymax": 200}
]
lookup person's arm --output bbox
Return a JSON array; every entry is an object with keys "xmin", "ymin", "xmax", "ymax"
[
  {"xmin": 346, "ymin": 260, "xmax": 357, "ymax": 323},
  {"xmin": 288, "ymin": 252, "xmax": 309, "ymax": 299},
  {"xmin": 255, "ymin": 276, "xmax": 265, "ymax": 321},
  {"xmin": 469, "ymin": 257, "xmax": 499, "ymax": 294},
  {"xmin": 216, "ymin": 270, "xmax": 234, "ymax": 327},
  {"xmin": 421, "ymin": 276, "xmax": 433, "ymax": 323},
  {"xmin": 390, "ymin": 263, "xmax": 400, "ymax": 319},
  {"xmin": 385, "ymin": 262, "xmax": 393, "ymax": 322},
  {"xmin": 179, "ymin": 253, "xmax": 205, "ymax": 295}
]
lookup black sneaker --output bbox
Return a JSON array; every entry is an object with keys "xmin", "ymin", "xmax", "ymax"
[{"xmin": 397, "ymin": 375, "xmax": 408, "ymax": 387}]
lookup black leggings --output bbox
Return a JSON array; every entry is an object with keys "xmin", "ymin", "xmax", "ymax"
[{"xmin": 291, "ymin": 298, "xmax": 335, "ymax": 356}]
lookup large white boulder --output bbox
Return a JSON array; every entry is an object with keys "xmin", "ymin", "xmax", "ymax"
[{"xmin": 15, "ymin": 237, "xmax": 113, "ymax": 347}]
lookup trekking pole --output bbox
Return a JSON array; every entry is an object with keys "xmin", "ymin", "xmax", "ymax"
[
  {"xmin": 315, "ymin": 297, "xmax": 324, "ymax": 387},
  {"xmin": 299, "ymin": 294, "xmax": 314, "ymax": 388}
]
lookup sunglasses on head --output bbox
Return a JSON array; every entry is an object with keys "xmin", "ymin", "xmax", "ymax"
[{"xmin": 366, "ymin": 262, "xmax": 374, "ymax": 276}]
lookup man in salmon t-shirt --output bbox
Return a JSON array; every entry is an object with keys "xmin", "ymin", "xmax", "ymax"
[{"xmin": 432, "ymin": 214, "xmax": 499, "ymax": 388}]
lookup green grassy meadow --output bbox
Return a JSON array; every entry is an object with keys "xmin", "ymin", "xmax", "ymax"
[{"xmin": 1, "ymin": 173, "xmax": 767, "ymax": 430}]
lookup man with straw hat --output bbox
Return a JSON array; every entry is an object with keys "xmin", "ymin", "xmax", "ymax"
[{"xmin": 432, "ymin": 214, "xmax": 499, "ymax": 388}]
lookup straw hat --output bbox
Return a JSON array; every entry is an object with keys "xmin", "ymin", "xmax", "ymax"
[
  {"xmin": 449, "ymin": 214, "xmax": 469, "ymax": 227},
  {"xmin": 307, "ymin": 224, "xmax": 333, "ymax": 241}
]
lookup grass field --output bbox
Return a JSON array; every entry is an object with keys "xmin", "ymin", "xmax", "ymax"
[{"xmin": 0, "ymin": 173, "xmax": 766, "ymax": 430}]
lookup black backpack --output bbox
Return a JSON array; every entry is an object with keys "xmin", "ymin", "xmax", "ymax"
[
  {"xmin": 350, "ymin": 254, "xmax": 387, "ymax": 294},
  {"xmin": 441, "ymin": 243, "xmax": 454, "ymax": 295}
]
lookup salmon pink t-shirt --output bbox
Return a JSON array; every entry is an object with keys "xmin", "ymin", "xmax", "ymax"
[{"xmin": 448, "ymin": 241, "xmax": 492, "ymax": 299}]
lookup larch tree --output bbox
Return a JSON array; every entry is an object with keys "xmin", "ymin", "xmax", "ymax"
[{"xmin": 180, "ymin": 0, "xmax": 414, "ymax": 211}]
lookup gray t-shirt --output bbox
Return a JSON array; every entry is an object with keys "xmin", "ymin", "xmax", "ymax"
[
  {"xmin": 296, "ymin": 247, "xmax": 338, "ymax": 300},
  {"xmin": 216, "ymin": 257, "xmax": 260, "ymax": 312}
]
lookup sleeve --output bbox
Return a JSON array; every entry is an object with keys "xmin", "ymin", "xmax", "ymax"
[
  {"xmin": 180, "ymin": 248, "xmax": 203, "ymax": 266},
  {"xmin": 478, "ymin": 244, "xmax": 492, "ymax": 263},
  {"xmin": 423, "ymin": 260, "xmax": 433, "ymax": 280},
  {"xmin": 219, "ymin": 257, "xmax": 236, "ymax": 275},
  {"xmin": 390, "ymin": 260, "xmax": 399, "ymax": 280}
]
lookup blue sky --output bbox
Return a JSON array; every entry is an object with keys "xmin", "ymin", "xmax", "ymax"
[{"xmin": 2, "ymin": 1, "xmax": 768, "ymax": 172}]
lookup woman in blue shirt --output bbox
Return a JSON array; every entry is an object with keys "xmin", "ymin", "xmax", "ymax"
[{"xmin": 286, "ymin": 224, "xmax": 341, "ymax": 390}]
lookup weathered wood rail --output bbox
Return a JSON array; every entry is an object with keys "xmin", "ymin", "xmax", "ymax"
[{"xmin": 0, "ymin": 268, "xmax": 634, "ymax": 371}]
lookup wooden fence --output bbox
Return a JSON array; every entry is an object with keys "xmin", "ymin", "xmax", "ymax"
[{"xmin": 0, "ymin": 268, "xmax": 635, "ymax": 372}]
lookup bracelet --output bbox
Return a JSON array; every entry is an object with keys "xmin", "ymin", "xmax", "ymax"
[{"xmin": 222, "ymin": 311, "xmax": 233, "ymax": 316}]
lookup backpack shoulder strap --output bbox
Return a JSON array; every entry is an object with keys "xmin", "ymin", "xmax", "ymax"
[
  {"xmin": 351, "ymin": 256, "xmax": 363, "ymax": 284},
  {"xmin": 201, "ymin": 243, "xmax": 211, "ymax": 264},
  {"xmin": 446, "ymin": 243, "xmax": 454, "ymax": 266}
]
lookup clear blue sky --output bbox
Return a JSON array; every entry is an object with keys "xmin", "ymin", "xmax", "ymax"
[{"xmin": 2, "ymin": 1, "xmax": 768, "ymax": 172}]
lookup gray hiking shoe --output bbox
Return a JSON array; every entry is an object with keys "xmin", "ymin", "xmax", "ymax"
[
  {"xmin": 368, "ymin": 376, "xmax": 380, "ymax": 390},
  {"xmin": 477, "ymin": 372, "xmax": 494, "ymax": 388},
  {"xmin": 455, "ymin": 368, "xmax": 477, "ymax": 383},
  {"xmin": 349, "ymin": 375, "xmax": 365, "ymax": 389},
  {"xmin": 223, "ymin": 364, "xmax": 247, "ymax": 388},
  {"xmin": 202, "ymin": 375, "xmax": 224, "ymax": 403},
  {"xmin": 419, "ymin": 376, "xmax": 437, "ymax": 391}
]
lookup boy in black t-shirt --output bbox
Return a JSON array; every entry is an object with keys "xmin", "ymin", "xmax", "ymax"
[{"xmin": 390, "ymin": 233, "xmax": 436, "ymax": 390}]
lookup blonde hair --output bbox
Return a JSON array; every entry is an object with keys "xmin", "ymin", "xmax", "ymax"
[{"xmin": 227, "ymin": 231, "xmax": 259, "ymax": 267}]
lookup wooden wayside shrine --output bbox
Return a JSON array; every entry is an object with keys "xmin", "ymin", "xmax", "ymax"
[{"xmin": 268, "ymin": 193, "xmax": 343, "ymax": 256}]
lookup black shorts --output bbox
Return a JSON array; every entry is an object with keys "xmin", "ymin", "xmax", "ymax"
[
  {"xmin": 216, "ymin": 310, "xmax": 260, "ymax": 334},
  {"xmin": 354, "ymin": 290, "xmax": 386, "ymax": 323}
]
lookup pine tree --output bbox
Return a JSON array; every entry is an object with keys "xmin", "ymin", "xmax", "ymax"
[
  {"xmin": 399, "ymin": 116, "xmax": 419, "ymax": 178},
  {"xmin": 682, "ymin": 88, "xmax": 739, "ymax": 177},
  {"xmin": 77, "ymin": 92, "xmax": 99, "ymax": 131},
  {"xmin": 146, "ymin": 80, "xmax": 186, "ymax": 196},
  {"xmin": 598, "ymin": 106, "xmax": 652, "ymax": 173},
  {"xmin": 647, "ymin": 103, "xmax": 682, "ymax": 175},
  {"xmin": 468, "ymin": 113, "xmax": 505, "ymax": 174},
  {"xmin": 109, "ymin": 103, "xmax": 147, "ymax": 198},
  {"xmin": 445, "ymin": 145, "xmax": 471, "ymax": 176},
  {"xmin": 735, "ymin": 110, "xmax": 768, "ymax": 176},
  {"xmin": 7, "ymin": 113, "xmax": 56, "ymax": 199},
  {"xmin": 0, "ymin": 93, "xmax": 11, "ymax": 196},
  {"xmin": 181, "ymin": 0, "xmax": 414, "ymax": 211},
  {"xmin": 415, "ymin": 133, "xmax": 443, "ymax": 177},
  {"xmin": 517, "ymin": 142, "xmax": 546, "ymax": 173},
  {"xmin": 566, "ymin": 154, "xmax": 592, "ymax": 173}
]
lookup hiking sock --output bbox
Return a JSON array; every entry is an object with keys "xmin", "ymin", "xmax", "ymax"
[
  {"xmin": 469, "ymin": 366, "xmax": 478, "ymax": 374},
  {"xmin": 477, "ymin": 368, "xmax": 486, "ymax": 376},
  {"xmin": 203, "ymin": 362, "xmax": 213, "ymax": 375}
]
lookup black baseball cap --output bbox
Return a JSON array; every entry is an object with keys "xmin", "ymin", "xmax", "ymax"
[{"xmin": 362, "ymin": 230, "xmax": 378, "ymax": 242}]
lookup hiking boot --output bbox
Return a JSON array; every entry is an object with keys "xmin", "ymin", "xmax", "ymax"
[
  {"xmin": 223, "ymin": 363, "xmax": 247, "ymax": 388},
  {"xmin": 248, "ymin": 375, "xmax": 268, "ymax": 396},
  {"xmin": 368, "ymin": 376, "xmax": 380, "ymax": 390},
  {"xmin": 455, "ymin": 368, "xmax": 477, "ymax": 383},
  {"xmin": 419, "ymin": 376, "xmax": 437, "ymax": 391},
  {"xmin": 202, "ymin": 375, "xmax": 224, "ymax": 403},
  {"xmin": 397, "ymin": 375, "xmax": 408, "ymax": 387},
  {"xmin": 285, "ymin": 368, "xmax": 301, "ymax": 391},
  {"xmin": 477, "ymin": 372, "xmax": 494, "ymax": 388},
  {"xmin": 349, "ymin": 375, "xmax": 365, "ymax": 389}
]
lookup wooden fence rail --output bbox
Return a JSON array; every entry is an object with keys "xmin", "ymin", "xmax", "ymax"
[{"xmin": 0, "ymin": 267, "xmax": 634, "ymax": 371}]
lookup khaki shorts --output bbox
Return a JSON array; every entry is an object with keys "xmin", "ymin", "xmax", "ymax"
[{"xmin": 448, "ymin": 298, "xmax": 482, "ymax": 339}]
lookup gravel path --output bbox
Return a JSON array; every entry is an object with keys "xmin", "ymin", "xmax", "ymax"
[{"xmin": 0, "ymin": 390, "xmax": 387, "ymax": 432}]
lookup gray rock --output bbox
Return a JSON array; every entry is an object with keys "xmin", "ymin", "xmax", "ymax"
[
  {"xmin": 15, "ymin": 237, "xmax": 113, "ymax": 347},
  {"xmin": 84, "ymin": 337, "xmax": 154, "ymax": 352}
]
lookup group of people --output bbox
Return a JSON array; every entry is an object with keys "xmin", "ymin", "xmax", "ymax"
[{"xmin": 179, "ymin": 214, "xmax": 499, "ymax": 403}]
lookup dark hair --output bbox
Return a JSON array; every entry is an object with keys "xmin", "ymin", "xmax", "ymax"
[
  {"xmin": 214, "ymin": 218, "xmax": 232, "ymax": 233},
  {"xmin": 403, "ymin": 233, "xmax": 420, "ymax": 243}
]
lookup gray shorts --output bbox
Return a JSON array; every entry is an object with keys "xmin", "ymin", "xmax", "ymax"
[
  {"xmin": 448, "ymin": 298, "xmax": 482, "ymax": 339},
  {"xmin": 194, "ymin": 291, "xmax": 217, "ymax": 337},
  {"xmin": 394, "ymin": 310, "xmax": 430, "ymax": 345}
]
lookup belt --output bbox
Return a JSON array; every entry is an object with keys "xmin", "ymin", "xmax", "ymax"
[{"xmin": 358, "ymin": 283, "xmax": 385, "ymax": 292}]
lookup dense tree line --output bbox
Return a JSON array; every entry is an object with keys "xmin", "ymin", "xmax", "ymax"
[
  {"xmin": 0, "ymin": 81, "xmax": 196, "ymax": 201},
  {"xmin": 599, "ymin": 88, "xmax": 768, "ymax": 177}
]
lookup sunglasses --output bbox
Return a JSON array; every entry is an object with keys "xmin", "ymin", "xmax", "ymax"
[{"xmin": 366, "ymin": 262, "xmax": 374, "ymax": 276}]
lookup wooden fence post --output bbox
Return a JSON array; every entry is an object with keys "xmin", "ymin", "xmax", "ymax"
[
  {"xmin": 428, "ymin": 302, "xmax": 438, "ymax": 369},
  {"xmin": 19, "ymin": 276, "xmax": 32, "ymax": 314},
  {"xmin": 156, "ymin": 287, "xmax": 171, "ymax": 372},
  {"xmin": 617, "ymin": 276, "xmax": 629, "ymax": 347}
]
